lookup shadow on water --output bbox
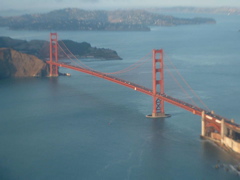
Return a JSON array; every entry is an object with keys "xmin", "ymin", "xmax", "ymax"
[
  {"xmin": 201, "ymin": 140, "xmax": 237, "ymax": 164},
  {"xmin": 48, "ymin": 77, "xmax": 61, "ymax": 97},
  {"xmin": 49, "ymin": 77, "xmax": 59, "ymax": 88},
  {"xmin": 149, "ymin": 118, "xmax": 167, "ymax": 155},
  {"xmin": 151, "ymin": 118, "xmax": 165, "ymax": 137},
  {"xmin": 201, "ymin": 140, "xmax": 240, "ymax": 178}
]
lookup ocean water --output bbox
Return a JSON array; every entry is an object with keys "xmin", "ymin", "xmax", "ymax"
[{"xmin": 0, "ymin": 13, "xmax": 240, "ymax": 179}]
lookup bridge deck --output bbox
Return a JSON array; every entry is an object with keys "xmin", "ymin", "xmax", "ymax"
[{"xmin": 47, "ymin": 61, "xmax": 238, "ymax": 128}]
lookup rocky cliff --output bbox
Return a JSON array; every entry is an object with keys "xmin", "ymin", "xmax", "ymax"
[{"xmin": 0, "ymin": 48, "xmax": 48, "ymax": 79}]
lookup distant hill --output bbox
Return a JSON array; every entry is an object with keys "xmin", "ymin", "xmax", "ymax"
[
  {"xmin": 0, "ymin": 8, "xmax": 216, "ymax": 31},
  {"xmin": 0, "ymin": 36, "xmax": 122, "ymax": 60},
  {"xmin": 149, "ymin": 7, "xmax": 240, "ymax": 15}
]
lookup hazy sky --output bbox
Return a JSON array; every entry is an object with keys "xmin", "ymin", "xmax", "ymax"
[{"xmin": 2, "ymin": 0, "xmax": 240, "ymax": 11}]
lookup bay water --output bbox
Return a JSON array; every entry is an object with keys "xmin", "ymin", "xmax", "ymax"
[{"xmin": 0, "ymin": 13, "xmax": 240, "ymax": 179}]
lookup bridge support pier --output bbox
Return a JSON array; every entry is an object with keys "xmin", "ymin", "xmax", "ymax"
[
  {"xmin": 49, "ymin": 33, "xmax": 59, "ymax": 77},
  {"xmin": 147, "ymin": 49, "xmax": 169, "ymax": 118},
  {"xmin": 221, "ymin": 119, "xmax": 225, "ymax": 144},
  {"xmin": 201, "ymin": 111, "xmax": 205, "ymax": 138}
]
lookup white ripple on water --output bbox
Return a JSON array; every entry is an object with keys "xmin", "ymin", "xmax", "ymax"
[
  {"xmin": 229, "ymin": 165, "xmax": 240, "ymax": 176},
  {"xmin": 126, "ymin": 148, "xmax": 145, "ymax": 180},
  {"xmin": 96, "ymin": 141, "xmax": 147, "ymax": 180},
  {"xmin": 96, "ymin": 151, "xmax": 134, "ymax": 177},
  {"xmin": 214, "ymin": 163, "xmax": 240, "ymax": 177}
]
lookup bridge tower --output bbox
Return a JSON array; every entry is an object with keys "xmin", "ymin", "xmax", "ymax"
[
  {"xmin": 49, "ymin": 33, "xmax": 59, "ymax": 77},
  {"xmin": 147, "ymin": 49, "xmax": 168, "ymax": 118}
]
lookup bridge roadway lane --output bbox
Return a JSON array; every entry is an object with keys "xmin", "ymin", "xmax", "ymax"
[{"xmin": 47, "ymin": 61, "xmax": 238, "ymax": 127}]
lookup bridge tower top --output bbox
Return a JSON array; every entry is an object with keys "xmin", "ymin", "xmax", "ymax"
[{"xmin": 152, "ymin": 49, "xmax": 164, "ymax": 96}]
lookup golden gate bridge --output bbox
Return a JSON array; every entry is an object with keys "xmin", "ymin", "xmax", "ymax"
[{"xmin": 46, "ymin": 33, "xmax": 240, "ymax": 155}]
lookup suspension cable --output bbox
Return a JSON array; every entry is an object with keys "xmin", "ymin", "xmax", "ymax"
[
  {"xmin": 58, "ymin": 42, "xmax": 94, "ymax": 70},
  {"xmin": 165, "ymin": 54, "xmax": 210, "ymax": 111},
  {"xmin": 58, "ymin": 40, "xmax": 152, "ymax": 75},
  {"xmin": 165, "ymin": 63, "xmax": 198, "ymax": 106},
  {"xmin": 104, "ymin": 52, "xmax": 152, "ymax": 75},
  {"xmin": 56, "ymin": 40, "xmax": 209, "ymax": 110}
]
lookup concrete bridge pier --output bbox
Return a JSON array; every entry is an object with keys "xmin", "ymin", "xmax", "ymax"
[
  {"xmin": 221, "ymin": 119, "xmax": 225, "ymax": 144},
  {"xmin": 201, "ymin": 111, "xmax": 205, "ymax": 138},
  {"xmin": 146, "ymin": 112, "xmax": 170, "ymax": 118}
]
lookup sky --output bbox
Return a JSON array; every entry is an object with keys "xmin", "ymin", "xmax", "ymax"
[{"xmin": 2, "ymin": 0, "xmax": 240, "ymax": 11}]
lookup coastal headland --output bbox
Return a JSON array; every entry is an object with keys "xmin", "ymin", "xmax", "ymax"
[{"xmin": 0, "ymin": 36, "xmax": 122, "ymax": 78}]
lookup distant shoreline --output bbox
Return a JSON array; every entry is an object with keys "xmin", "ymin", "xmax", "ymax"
[
  {"xmin": 0, "ymin": 8, "xmax": 216, "ymax": 32},
  {"xmin": 0, "ymin": 7, "xmax": 240, "ymax": 17}
]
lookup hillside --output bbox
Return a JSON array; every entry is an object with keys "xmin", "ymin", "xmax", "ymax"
[
  {"xmin": 0, "ymin": 8, "xmax": 216, "ymax": 31},
  {"xmin": 0, "ymin": 48, "xmax": 48, "ymax": 78}
]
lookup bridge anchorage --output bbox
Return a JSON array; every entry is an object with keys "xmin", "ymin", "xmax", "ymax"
[{"xmin": 47, "ymin": 33, "xmax": 240, "ymax": 156}]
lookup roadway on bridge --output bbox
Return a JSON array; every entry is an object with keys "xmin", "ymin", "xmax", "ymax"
[{"xmin": 47, "ymin": 61, "xmax": 235, "ymax": 128}]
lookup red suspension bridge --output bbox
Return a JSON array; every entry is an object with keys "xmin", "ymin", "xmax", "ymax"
[{"xmin": 47, "ymin": 33, "xmax": 240, "ymax": 154}]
